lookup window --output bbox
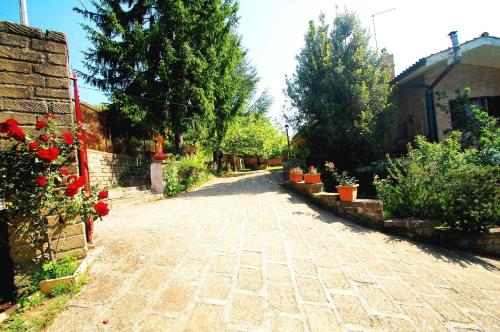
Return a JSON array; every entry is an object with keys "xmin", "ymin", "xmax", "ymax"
[{"xmin": 450, "ymin": 96, "xmax": 500, "ymax": 130}]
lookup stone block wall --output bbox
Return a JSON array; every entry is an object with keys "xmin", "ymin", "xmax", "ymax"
[
  {"xmin": 8, "ymin": 215, "xmax": 87, "ymax": 290},
  {"xmin": 283, "ymin": 181, "xmax": 384, "ymax": 226},
  {"xmin": 384, "ymin": 219, "xmax": 500, "ymax": 257},
  {"xmin": 0, "ymin": 21, "xmax": 73, "ymax": 132},
  {"xmin": 87, "ymin": 149, "xmax": 149, "ymax": 187}
]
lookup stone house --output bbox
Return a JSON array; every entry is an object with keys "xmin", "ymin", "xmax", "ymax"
[{"xmin": 390, "ymin": 32, "xmax": 500, "ymax": 154}]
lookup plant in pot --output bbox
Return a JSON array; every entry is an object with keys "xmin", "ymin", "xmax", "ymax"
[
  {"xmin": 0, "ymin": 116, "xmax": 110, "ymax": 277},
  {"xmin": 288, "ymin": 166, "xmax": 303, "ymax": 182},
  {"xmin": 325, "ymin": 161, "xmax": 359, "ymax": 201},
  {"xmin": 303, "ymin": 166, "xmax": 321, "ymax": 184}
]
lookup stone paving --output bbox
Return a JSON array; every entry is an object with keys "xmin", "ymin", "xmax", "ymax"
[{"xmin": 48, "ymin": 171, "xmax": 500, "ymax": 332}]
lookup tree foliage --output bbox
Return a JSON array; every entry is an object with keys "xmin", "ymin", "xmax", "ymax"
[
  {"xmin": 222, "ymin": 114, "xmax": 286, "ymax": 159},
  {"xmin": 285, "ymin": 12, "xmax": 394, "ymax": 169},
  {"xmin": 76, "ymin": 0, "xmax": 255, "ymax": 152}
]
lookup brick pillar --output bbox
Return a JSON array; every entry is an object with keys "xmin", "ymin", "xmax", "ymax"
[{"xmin": 0, "ymin": 21, "xmax": 73, "ymax": 132}]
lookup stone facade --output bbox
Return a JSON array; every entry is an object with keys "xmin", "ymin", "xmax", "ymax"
[
  {"xmin": 0, "ymin": 21, "xmax": 73, "ymax": 133},
  {"xmin": 392, "ymin": 64, "xmax": 500, "ymax": 148},
  {"xmin": 87, "ymin": 149, "xmax": 149, "ymax": 187}
]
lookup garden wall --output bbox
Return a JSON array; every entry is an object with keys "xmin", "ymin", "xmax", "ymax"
[
  {"xmin": 8, "ymin": 215, "xmax": 87, "ymax": 290},
  {"xmin": 384, "ymin": 219, "xmax": 500, "ymax": 257},
  {"xmin": 0, "ymin": 21, "xmax": 73, "ymax": 132},
  {"xmin": 87, "ymin": 149, "xmax": 149, "ymax": 187},
  {"xmin": 283, "ymin": 180, "xmax": 384, "ymax": 226}
]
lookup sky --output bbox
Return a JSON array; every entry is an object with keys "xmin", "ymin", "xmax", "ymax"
[{"xmin": 1, "ymin": 0, "xmax": 499, "ymax": 129}]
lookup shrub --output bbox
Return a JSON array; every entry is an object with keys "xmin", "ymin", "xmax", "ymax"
[
  {"xmin": 40, "ymin": 255, "xmax": 78, "ymax": 280},
  {"xmin": 353, "ymin": 159, "xmax": 392, "ymax": 198},
  {"xmin": 0, "ymin": 116, "xmax": 109, "ymax": 262},
  {"xmin": 375, "ymin": 134, "xmax": 500, "ymax": 232},
  {"xmin": 163, "ymin": 155, "xmax": 212, "ymax": 196}
]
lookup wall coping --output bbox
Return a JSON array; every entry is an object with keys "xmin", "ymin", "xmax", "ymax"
[
  {"xmin": 0, "ymin": 21, "xmax": 66, "ymax": 43},
  {"xmin": 87, "ymin": 149, "xmax": 145, "ymax": 160}
]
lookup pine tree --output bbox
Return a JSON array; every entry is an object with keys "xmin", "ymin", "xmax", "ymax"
[
  {"xmin": 285, "ymin": 11, "xmax": 394, "ymax": 169},
  {"xmin": 76, "ymin": 0, "xmax": 250, "ymax": 153}
]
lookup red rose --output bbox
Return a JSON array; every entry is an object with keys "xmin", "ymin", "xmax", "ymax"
[
  {"xmin": 67, "ymin": 175, "xmax": 84, "ymax": 188},
  {"xmin": 64, "ymin": 186, "xmax": 79, "ymax": 197},
  {"xmin": 28, "ymin": 141, "xmax": 40, "ymax": 151},
  {"xmin": 59, "ymin": 168, "xmax": 69, "ymax": 176},
  {"xmin": 5, "ymin": 119, "xmax": 18, "ymax": 128},
  {"xmin": 36, "ymin": 147, "xmax": 59, "ymax": 161},
  {"xmin": 35, "ymin": 175, "xmax": 48, "ymax": 187},
  {"xmin": 36, "ymin": 148, "xmax": 49, "ymax": 160},
  {"xmin": 39, "ymin": 135, "xmax": 49, "ymax": 142},
  {"xmin": 8, "ymin": 126, "xmax": 26, "ymax": 141},
  {"xmin": 43, "ymin": 114, "xmax": 57, "ymax": 119},
  {"xmin": 35, "ymin": 120, "xmax": 47, "ymax": 130},
  {"xmin": 97, "ymin": 190, "xmax": 108, "ymax": 200},
  {"xmin": 94, "ymin": 201, "xmax": 109, "ymax": 217},
  {"xmin": 61, "ymin": 132, "xmax": 75, "ymax": 145},
  {"xmin": 48, "ymin": 146, "xmax": 59, "ymax": 161}
]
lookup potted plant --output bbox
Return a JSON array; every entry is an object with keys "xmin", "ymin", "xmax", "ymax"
[
  {"xmin": 325, "ymin": 161, "xmax": 359, "ymax": 201},
  {"xmin": 288, "ymin": 166, "xmax": 303, "ymax": 182},
  {"xmin": 303, "ymin": 166, "xmax": 321, "ymax": 184}
]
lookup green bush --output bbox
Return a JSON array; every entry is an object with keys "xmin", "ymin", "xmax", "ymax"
[
  {"xmin": 163, "ymin": 155, "xmax": 212, "ymax": 196},
  {"xmin": 353, "ymin": 159, "xmax": 392, "ymax": 198},
  {"xmin": 40, "ymin": 255, "xmax": 79, "ymax": 280},
  {"xmin": 375, "ymin": 134, "xmax": 500, "ymax": 232}
]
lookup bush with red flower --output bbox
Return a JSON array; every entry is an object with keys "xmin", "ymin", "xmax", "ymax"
[{"xmin": 0, "ymin": 115, "xmax": 110, "ymax": 262}]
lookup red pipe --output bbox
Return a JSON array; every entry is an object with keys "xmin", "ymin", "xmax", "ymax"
[{"xmin": 71, "ymin": 70, "xmax": 94, "ymax": 246}]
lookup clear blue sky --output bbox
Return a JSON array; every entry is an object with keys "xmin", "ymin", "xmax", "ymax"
[{"xmin": 1, "ymin": 0, "xmax": 499, "ymax": 127}]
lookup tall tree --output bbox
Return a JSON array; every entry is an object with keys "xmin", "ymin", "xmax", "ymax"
[
  {"xmin": 222, "ymin": 113, "xmax": 286, "ymax": 162},
  {"xmin": 285, "ymin": 12, "xmax": 394, "ymax": 169},
  {"xmin": 76, "ymin": 0, "xmax": 246, "ymax": 153}
]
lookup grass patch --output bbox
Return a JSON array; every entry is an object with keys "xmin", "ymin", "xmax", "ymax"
[
  {"xmin": 267, "ymin": 165, "xmax": 283, "ymax": 171},
  {"xmin": 0, "ymin": 274, "xmax": 90, "ymax": 332}
]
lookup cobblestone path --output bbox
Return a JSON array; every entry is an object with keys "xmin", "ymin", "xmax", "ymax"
[{"xmin": 48, "ymin": 171, "xmax": 500, "ymax": 332}]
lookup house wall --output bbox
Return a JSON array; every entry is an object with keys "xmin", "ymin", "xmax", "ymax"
[
  {"xmin": 392, "ymin": 63, "xmax": 500, "ymax": 148},
  {"xmin": 0, "ymin": 21, "xmax": 73, "ymax": 133}
]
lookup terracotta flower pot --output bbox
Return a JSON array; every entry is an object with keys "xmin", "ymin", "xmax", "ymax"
[
  {"xmin": 303, "ymin": 173, "xmax": 321, "ymax": 184},
  {"xmin": 289, "ymin": 173, "xmax": 303, "ymax": 182},
  {"xmin": 336, "ymin": 185, "xmax": 359, "ymax": 202}
]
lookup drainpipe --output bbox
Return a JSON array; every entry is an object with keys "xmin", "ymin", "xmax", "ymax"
[{"xmin": 425, "ymin": 31, "xmax": 462, "ymax": 142}]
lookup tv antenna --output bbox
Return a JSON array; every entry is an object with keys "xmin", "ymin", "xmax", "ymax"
[{"xmin": 372, "ymin": 8, "xmax": 395, "ymax": 54}]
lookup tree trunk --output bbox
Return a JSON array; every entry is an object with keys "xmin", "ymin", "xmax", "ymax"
[{"xmin": 217, "ymin": 152, "xmax": 223, "ymax": 170}]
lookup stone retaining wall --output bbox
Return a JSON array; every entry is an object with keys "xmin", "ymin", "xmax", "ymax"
[
  {"xmin": 87, "ymin": 149, "xmax": 149, "ymax": 187},
  {"xmin": 284, "ymin": 179, "xmax": 498, "ymax": 257},
  {"xmin": 8, "ymin": 215, "xmax": 87, "ymax": 290},
  {"xmin": 385, "ymin": 219, "xmax": 500, "ymax": 257},
  {"xmin": 283, "ymin": 180, "xmax": 384, "ymax": 226}
]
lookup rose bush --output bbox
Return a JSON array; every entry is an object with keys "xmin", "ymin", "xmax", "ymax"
[{"xmin": 0, "ymin": 115, "xmax": 110, "ymax": 262}]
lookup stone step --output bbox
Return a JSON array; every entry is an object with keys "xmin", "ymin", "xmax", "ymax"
[
  {"xmin": 108, "ymin": 185, "xmax": 150, "ymax": 199},
  {"xmin": 109, "ymin": 192, "xmax": 164, "ymax": 209}
]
